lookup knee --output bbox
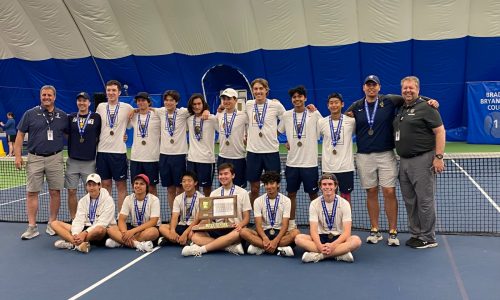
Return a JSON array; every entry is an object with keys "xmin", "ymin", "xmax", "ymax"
[
  {"xmin": 239, "ymin": 228, "xmax": 250, "ymax": 238},
  {"xmin": 350, "ymin": 235, "xmax": 362, "ymax": 250},
  {"xmin": 294, "ymin": 234, "xmax": 306, "ymax": 244},
  {"xmin": 91, "ymin": 226, "xmax": 106, "ymax": 237}
]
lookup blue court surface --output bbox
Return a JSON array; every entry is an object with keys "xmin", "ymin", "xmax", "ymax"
[{"xmin": 1, "ymin": 222, "xmax": 499, "ymax": 300}]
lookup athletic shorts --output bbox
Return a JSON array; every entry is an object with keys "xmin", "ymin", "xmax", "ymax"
[
  {"xmin": 130, "ymin": 160, "xmax": 159, "ymax": 185},
  {"xmin": 64, "ymin": 158, "xmax": 96, "ymax": 189},
  {"xmin": 217, "ymin": 156, "xmax": 247, "ymax": 188},
  {"xmin": 96, "ymin": 152, "xmax": 128, "ymax": 181},
  {"xmin": 186, "ymin": 161, "xmax": 214, "ymax": 187},
  {"xmin": 175, "ymin": 224, "xmax": 189, "ymax": 236},
  {"xmin": 8, "ymin": 134, "xmax": 16, "ymax": 143},
  {"xmin": 26, "ymin": 152, "xmax": 64, "ymax": 192},
  {"xmin": 355, "ymin": 151, "xmax": 397, "ymax": 189},
  {"xmin": 285, "ymin": 166, "xmax": 319, "ymax": 194},
  {"xmin": 208, "ymin": 228, "xmax": 234, "ymax": 239},
  {"xmin": 319, "ymin": 233, "xmax": 340, "ymax": 244},
  {"xmin": 332, "ymin": 171, "xmax": 354, "ymax": 194},
  {"xmin": 246, "ymin": 151, "xmax": 281, "ymax": 182},
  {"xmin": 159, "ymin": 154, "xmax": 186, "ymax": 187}
]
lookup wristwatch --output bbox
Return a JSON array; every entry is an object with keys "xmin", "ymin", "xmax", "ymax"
[{"xmin": 435, "ymin": 154, "xmax": 444, "ymax": 159}]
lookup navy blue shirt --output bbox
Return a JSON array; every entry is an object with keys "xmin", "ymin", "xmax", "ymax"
[
  {"xmin": 67, "ymin": 112, "xmax": 101, "ymax": 161},
  {"xmin": 2, "ymin": 118, "xmax": 16, "ymax": 135},
  {"xmin": 17, "ymin": 106, "xmax": 68, "ymax": 154}
]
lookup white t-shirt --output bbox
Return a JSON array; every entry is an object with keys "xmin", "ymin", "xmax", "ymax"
[
  {"xmin": 187, "ymin": 114, "xmax": 218, "ymax": 163},
  {"xmin": 210, "ymin": 185, "xmax": 252, "ymax": 224},
  {"xmin": 309, "ymin": 195, "xmax": 351, "ymax": 236},
  {"xmin": 217, "ymin": 110, "xmax": 248, "ymax": 159},
  {"xmin": 172, "ymin": 191, "xmax": 203, "ymax": 226},
  {"xmin": 246, "ymin": 99, "xmax": 285, "ymax": 153},
  {"xmin": 318, "ymin": 115, "xmax": 355, "ymax": 172},
  {"xmin": 96, "ymin": 102, "xmax": 134, "ymax": 154},
  {"xmin": 128, "ymin": 111, "xmax": 161, "ymax": 162},
  {"xmin": 120, "ymin": 193, "xmax": 161, "ymax": 227},
  {"xmin": 156, "ymin": 107, "xmax": 190, "ymax": 155},
  {"xmin": 253, "ymin": 192, "xmax": 291, "ymax": 230},
  {"xmin": 278, "ymin": 109, "xmax": 322, "ymax": 167}
]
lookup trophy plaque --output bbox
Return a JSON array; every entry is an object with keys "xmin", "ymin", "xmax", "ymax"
[{"xmin": 193, "ymin": 195, "xmax": 237, "ymax": 231}]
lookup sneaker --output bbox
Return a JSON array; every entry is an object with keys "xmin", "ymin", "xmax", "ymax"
[
  {"xmin": 335, "ymin": 252, "xmax": 354, "ymax": 263},
  {"xmin": 405, "ymin": 237, "xmax": 421, "ymax": 248},
  {"xmin": 182, "ymin": 244, "xmax": 203, "ymax": 257},
  {"xmin": 225, "ymin": 243, "xmax": 244, "ymax": 255},
  {"xmin": 158, "ymin": 237, "xmax": 168, "ymax": 247},
  {"xmin": 54, "ymin": 239, "xmax": 74, "ymax": 250},
  {"xmin": 302, "ymin": 252, "xmax": 324, "ymax": 263},
  {"xmin": 247, "ymin": 245, "xmax": 265, "ymax": 255},
  {"xmin": 46, "ymin": 223, "xmax": 56, "ymax": 236},
  {"xmin": 21, "ymin": 225, "xmax": 39, "ymax": 240},
  {"xmin": 136, "ymin": 241, "xmax": 154, "ymax": 252},
  {"xmin": 75, "ymin": 242, "xmax": 91, "ymax": 253},
  {"xmin": 366, "ymin": 229, "xmax": 383, "ymax": 244},
  {"xmin": 414, "ymin": 240, "xmax": 438, "ymax": 249},
  {"xmin": 105, "ymin": 238, "xmax": 122, "ymax": 248},
  {"xmin": 387, "ymin": 231, "xmax": 400, "ymax": 247},
  {"xmin": 277, "ymin": 246, "xmax": 294, "ymax": 257}
]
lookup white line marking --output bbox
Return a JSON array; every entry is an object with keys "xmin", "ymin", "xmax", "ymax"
[
  {"xmin": 0, "ymin": 184, "xmax": 26, "ymax": 191},
  {"xmin": 0, "ymin": 191, "xmax": 50, "ymax": 206},
  {"xmin": 68, "ymin": 247, "xmax": 160, "ymax": 300},
  {"xmin": 449, "ymin": 158, "xmax": 500, "ymax": 213}
]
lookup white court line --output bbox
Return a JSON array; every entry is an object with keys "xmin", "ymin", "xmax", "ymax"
[
  {"xmin": 0, "ymin": 191, "xmax": 49, "ymax": 206},
  {"xmin": 68, "ymin": 247, "xmax": 160, "ymax": 300},
  {"xmin": 450, "ymin": 158, "xmax": 500, "ymax": 213},
  {"xmin": 0, "ymin": 184, "xmax": 26, "ymax": 191}
]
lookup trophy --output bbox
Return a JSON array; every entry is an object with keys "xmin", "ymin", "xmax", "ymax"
[{"xmin": 192, "ymin": 195, "xmax": 237, "ymax": 231}]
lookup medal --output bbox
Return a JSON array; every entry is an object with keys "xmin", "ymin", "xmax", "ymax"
[
  {"xmin": 225, "ymin": 140, "xmax": 230, "ymax": 146},
  {"xmin": 259, "ymin": 132, "xmax": 263, "ymax": 137},
  {"xmin": 368, "ymin": 128, "xmax": 374, "ymax": 136},
  {"xmin": 223, "ymin": 110, "xmax": 236, "ymax": 146},
  {"xmin": 166, "ymin": 109, "xmax": 177, "ymax": 139},
  {"xmin": 110, "ymin": 130, "xmax": 114, "ymax": 135},
  {"xmin": 328, "ymin": 233, "xmax": 334, "ymax": 240},
  {"xmin": 321, "ymin": 195, "xmax": 338, "ymax": 233},
  {"xmin": 77, "ymin": 112, "xmax": 91, "ymax": 144},
  {"xmin": 332, "ymin": 149, "xmax": 337, "ymax": 155},
  {"xmin": 293, "ymin": 110, "xmax": 307, "ymax": 147},
  {"xmin": 329, "ymin": 115, "xmax": 343, "ymax": 155},
  {"xmin": 266, "ymin": 194, "xmax": 280, "ymax": 234},
  {"xmin": 142, "ymin": 140, "xmax": 146, "ymax": 145},
  {"xmin": 269, "ymin": 229, "xmax": 276, "ymax": 235},
  {"xmin": 193, "ymin": 117, "xmax": 204, "ymax": 141},
  {"xmin": 138, "ymin": 112, "xmax": 151, "ymax": 142},
  {"xmin": 170, "ymin": 138, "xmax": 174, "ymax": 144},
  {"xmin": 254, "ymin": 100, "xmax": 268, "ymax": 135},
  {"xmin": 297, "ymin": 141, "xmax": 302, "ymax": 147},
  {"xmin": 106, "ymin": 103, "xmax": 120, "ymax": 134},
  {"xmin": 364, "ymin": 98, "xmax": 378, "ymax": 137},
  {"xmin": 79, "ymin": 137, "xmax": 84, "ymax": 143}
]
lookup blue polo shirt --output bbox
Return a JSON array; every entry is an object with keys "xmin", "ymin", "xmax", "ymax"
[
  {"xmin": 67, "ymin": 112, "xmax": 101, "ymax": 161},
  {"xmin": 17, "ymin": 106, "xmax": 68, "ymax": 154},
  {"xmin": 2, "ymin": 119, "xmax": 16, "ymax": 135}
]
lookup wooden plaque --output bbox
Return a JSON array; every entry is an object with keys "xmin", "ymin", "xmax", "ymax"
[{"xmin": 193, "ymin": 195, "xmax": 237, "ymax": 231}]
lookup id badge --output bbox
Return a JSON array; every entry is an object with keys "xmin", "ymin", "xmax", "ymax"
[
  {"xmin": 47, "ymin": 129, "xmax": 54, "ymax": 141},
  {"xmin": 395, "ymin": 130, "xmax": 400, "ymax": 141}
]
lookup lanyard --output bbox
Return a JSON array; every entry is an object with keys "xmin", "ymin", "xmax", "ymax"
[
  {"xmin": 221, "ymin": 185, "xmax": 235, "ymax": 196},
  {"xmin": 184, "ymin": 192, "xmax": 197, "ymax": 223},
  {"xmin": 193, "ymin": 116, "xmax": 204, "ymax": 141},
  {"xmin": 265, "ymin": 194, "xmax": 280, "ymax": 228},
  {"xmin": 223, "ymin": 111, "xmax": 237, "ymax": 140},
  {"xmin": 88, "ymin": 197, "xmax": 99, "ymax": 224},
  {"xmin": 329, "ymin": 115, "xmax": 343, "ymax": 149},
  {"xmin": 166, "ymin": 109, "xmax": 177, "ymax": 137},
  {"xmin": 78, "ymin": 112, "xmax": 92, "ymax": 138},
  {"xmin": 293, "ymin": 110, "xmax": 307, "ymax": 140},
  {"xmin": 321, "ymin": 196, "xmax": 338, "ymax": 231},
  {"xmin": 138, "ymin": 112, "xmax": 151, "ymax": 138},
  {"xmin": 364, "ymin": 98, "xmax": 378, "ymax": 131},
  {"xmin": 254, "ymin": 100, "xmax": 268, "ymax": 131},
  {"xmin": 134, "ymin": 195, "xmax": 148, "ymax": 226},
  {"xmin": 106, "ymin": 103, "xmax": 120, "ymax": 130}
]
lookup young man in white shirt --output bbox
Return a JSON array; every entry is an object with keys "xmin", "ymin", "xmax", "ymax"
[
  {"xmin": 295, "ymin": 173, "xmax": 362, "ymax": 263},
  {"xmin": 51, "ymin": 174, "xmax": 116, "ymax": 253},
  {"xmin": 181, "ymin": 163, "xmax": 251, "ymax": 256},
  {"xmin": 240, "ymin": 171, "xmax": 300, "ymax": 256}
]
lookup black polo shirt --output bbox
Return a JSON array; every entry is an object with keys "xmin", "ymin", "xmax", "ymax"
[
  {"xmin": 67, "ymin": 112, "xmax": 102, "ymax": 161},
  {"xmin": 393, "ymin": 98, "xmax": 443, "ymax": 158}
]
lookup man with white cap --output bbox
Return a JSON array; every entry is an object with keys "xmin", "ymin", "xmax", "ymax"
[{"xmin": 51, "ymin": 173, "xmax": 116, "ymax": 253}]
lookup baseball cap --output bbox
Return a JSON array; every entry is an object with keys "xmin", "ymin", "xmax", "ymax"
[
  {"xmin": 134, "ymin": 174, "xmax": 150, "ymax": 186},
  {"xmin": 220, "ymin": 88, "xmax": 238, "ymax": 99},
  {"xmin": 76, "ymin": 92, "xmax": 90, "ymax": 100},
  {"xmin": 135, "ymin": 92, "xmax": 151, "ymax": 103},
  {"xmin": 86, "ymin": 173, "xmax": 101, "ymax": 184},
  {"xmin": 364, "ymin": 75, "xmax": 380, "ymax": 85}
]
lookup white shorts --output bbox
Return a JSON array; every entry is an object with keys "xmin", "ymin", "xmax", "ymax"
[
  {"xmin": 355, "ymin": 151, "xmax": 397, "ymax": 189},
  {"xmin": 64, "ymin": 157, "xmax": 96, "ymax": 189}
]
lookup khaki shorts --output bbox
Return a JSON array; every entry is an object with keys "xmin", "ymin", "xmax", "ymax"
[
  {"xmin": 26, "ymin": 152, "xmax": 64, "ymax": 192},
  {"xmin": 355, "ymin": 151, "xmax": 397, "ymax": 189},
  {"xmin": 64, "ymin": 157, "xmax": 96, "ymax": 189}
]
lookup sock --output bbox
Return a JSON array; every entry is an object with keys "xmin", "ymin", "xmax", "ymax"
[
  {"xmin": 133, "ymin": 240, "xmax": 140, "ymax": 248},
  {"xmin": 200, "ymin": 246, "xmax": 207, "ymax": 253}
]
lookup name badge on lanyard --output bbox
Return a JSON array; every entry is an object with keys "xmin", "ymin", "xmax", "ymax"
[
  {"xmin": 47, "ymin": 129, "xmax": 54, "ymax": 141},
  {"xmin": 395, "ymin": 130, "xmax": 400, "ymax": 141}
]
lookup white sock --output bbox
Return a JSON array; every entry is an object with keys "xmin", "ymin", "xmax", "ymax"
[
  {"xmin": 133, "ymin": 240, "xmax": 140, "ymax": 248},
  {"xmin": 200, "ymin": 246, "xmax": 207, "ymax": 253}
]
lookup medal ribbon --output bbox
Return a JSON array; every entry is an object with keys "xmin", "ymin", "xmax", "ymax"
[
  {"xmin": 265, "ymin": 194, "xmax": 280, "ymax": 228},
  {"xmin": 184, "ymin": 192, "xmax": 198, "ymax": 223},
  {"xmin": 293, "ymin": 110, "xmax": 307, "ymax": 140},
  {"xmin": 254, "ymin": 100, "xmax": 268, "ymax": 131},
  {"xmin": 106, "ymin": 103, "xmax": 120, "ymax": 130},
  {"xmin": 88, "ymin": 196, "xmax": 99, "ymax": 225},
  {"xmin": 134, "ymin": 195, "xmax": 148, "ymax": 226},
  {"xmin": 329, "ymin": 115, "xmax": 343, "ymax": 149},
  {"xmin": 78, "ymin": 112, "xmax": 92, "ymax": 139},
  {"xmin": 223, "ymin": 111, "xmax": 237, "ymax": 140},
  {"xmin": 193, "ymin": 116, "xmax": 204, "ymax": 141},
  {"xmin": 364, "ymin": 98, "xmax": 378, "ymax": 132},
  {"xmin": 138, "ymin": 111, "xmax": 151, "ymax": 139},
  {"xmin": 321, "ymin": 195, "xmax": 338, "ymax": 231},
  {"xmin": 166, "ymin": 109, "xmax": 177, "ymax": 137},
  {"xmin": 221, "ymin": 185, "xmax": 235, "ymax": 196}
]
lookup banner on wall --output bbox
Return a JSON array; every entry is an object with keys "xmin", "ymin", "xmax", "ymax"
[{"xmin": 467, "ymin": 82, "xmax": 500, "ymax": 144}]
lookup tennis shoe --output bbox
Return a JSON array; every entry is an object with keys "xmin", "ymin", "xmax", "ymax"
[
  {"xmin": 182, "ymin": 244, "xmax": 203, "ymax": 257},
  {"xmin": 366, "ymin": 229, "xmax": 383, "ymax": 244},
  {"xmin": 158, "ymin": 237, "xmax": 168, "ymax": 247},
  {"xmin": 247, "ymin": 245, "xmax": 265, "ymax": 255},
  {"xmin": 302, "ymin": 252, "xmax": 324, "ymax": 263},
  {"xmin": 21, "ymin": 225, "xmax": 39, "ymax": 240},
  {"xmin": 277, "ymin": 246, "xmax": 294, "ymax": 257},
  {"xmin": 414, "ymin": 240, "xmax": 438, "ymax": 249},
  {"xmin": 225, "ymin": 243, "xmax": 244, "ymax": 255},
  {"xmin": 105, "ymin": 238, "xmax": 122, "ymax": 248},
  {"xmin": 54, "ymin": 239, "xmax": 74, "ymax": 250},
  {"xmin": 46, "ymin": 223, "xmax": 56, "ymax": 236},
  {"xmin": 136, "ymin": 241, "xmax": 154, "ymax": 252},
  {"xmin": 387, "ymin": 231, "xmax": 400, "ymax": 247},
  {"xmin": 335, "ymin": 252, "xmax": 354, "ymax": 263},
  {"xmin": 405, "ymin": 237, "xmax": 421, "ymax": 248},
  {"xmin": 76, "ymin": 242, "xmax": 90, "ymax": 253}
]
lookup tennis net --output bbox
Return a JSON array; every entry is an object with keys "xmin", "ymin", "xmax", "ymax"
[{"xmin": 1, "ymin": 153, "xmax": 499, "ymax": 235}]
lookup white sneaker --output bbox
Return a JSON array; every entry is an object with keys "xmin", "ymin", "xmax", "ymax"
[
  {"xmin": 335, "ymin": 252, "xmax": 354, "ymax": 263},
  {"xmin": 225, "ymin": 243, "xmax": 244, "ymax": 255},
  {"xmin": 21, "ymin": 225, "xmax": 39, "ymax": 240},
  {"xmin": 105, "ymin": 238, "xmax": 122, "ymax": 248},
  {"xmin": 54, "ymin": 239, "xmax": 74, "ymax": 250},
  {"xmin": 46, "ymin": 223, "xmax": 56, "ymax": 236},
  {"xmin": 277, "ymin": 246, "xmax": 294, "ymax": 257},
  {"xmin": 75, "ymin": 242, "xmax": 91, "ymax": 253},
  {"xmin": 387, "ymin": 231, "xmax": 400, "ymax": 247},
  {"xmin": 302, "ymin": 252, "xmax": 324, "ymax": 263},
  {"xmin": 136, "ymin": 241, "xmax": 154, "ymax": 252},
  {"xmin": 182, "ymin": 244, "xmax": 203, "ymax": 257},
  {"xmin": 366, "ymin": 229, "xmax": 383, "ymax": 244},
  {"xmin": 247, "ymin": 245, "xmax": 264, "ymax": 255}
]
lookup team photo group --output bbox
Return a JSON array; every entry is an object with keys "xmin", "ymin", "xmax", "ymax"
[{"xmin": 13, "ymin": 74, "xmax": 445, "ymax": 263}]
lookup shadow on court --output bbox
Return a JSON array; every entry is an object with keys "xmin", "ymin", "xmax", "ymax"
[{"xmin": 1, "ymin": 223, "xmax": 499, "ymax": 300}]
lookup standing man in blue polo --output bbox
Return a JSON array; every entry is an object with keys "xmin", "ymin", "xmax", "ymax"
[
  {"xmin": 14, "ymin": 85, "xmax": 68, "ymax": 240},
  {"xmin": 65, "ymin": 92, "xmax": 101, "ymax": 220},
  {"xmin": 394, "ymin": 76, "xmax": 445, "ymax": 249}
]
